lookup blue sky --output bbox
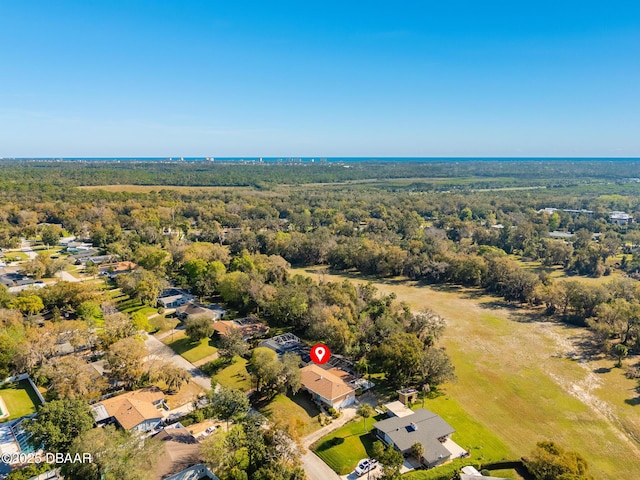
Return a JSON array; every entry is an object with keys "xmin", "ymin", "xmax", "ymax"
[{"xmin": 1, "ymin": 1, "xmax": 639, "ymax": 157}]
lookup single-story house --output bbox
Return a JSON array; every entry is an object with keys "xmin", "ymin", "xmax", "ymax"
[
  {"xmin": 0, "ymin": 272, "xmax": 34, "ymax": 288},
  {"xmin": 212, "ymin": 317, "xmax": 269, "ymax": 341},
  {"xmin": 98, "ymin": 261, "xmax": 138, "ymax": 278},
  {"xmin": 610, "ymin": 211, "xmax": 633, "ymax": 225},
  {"xmin": 299, "ymin": 364, "xmax": 356, "ymax": 409},
  {"xmin": 373, "ymin": 408, "xmax": 455, "ymax": 468},
  {"xmin": 176, "ymin": 301, "xmax": 226, "ymax": 322},
  {"xmin": 153, "ymin": 426, "xmax": 211, "ymax": 479},
  {"xmin": 158, "ymin": 288, "xmax": 194, "ymax": 309},
  {"xmin": 92, "ymin": 387, "xmax": 166, "ymax": 433}
]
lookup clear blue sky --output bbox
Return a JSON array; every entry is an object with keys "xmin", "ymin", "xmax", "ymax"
[{"xmin": 1, "ymin": 1, "xmax": 639, "ymax": 157}]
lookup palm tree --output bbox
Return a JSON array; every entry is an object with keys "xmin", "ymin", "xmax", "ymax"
[{"xmin": 357, "ymin": 404, "xmax": 375, "ymax": 431}]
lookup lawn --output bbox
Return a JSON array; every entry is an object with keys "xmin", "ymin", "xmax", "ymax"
[
  {"xmin": 261, "ymin": 392, "xmax": 322, "ymax": 439},
  {"xmin": 311, "ymin": 415, "xmax": 380, "ymax": 475},
  {"xmin": 414, "ymin": 392, "xmax": 512, "ymax": 464},
  {"xmin": 149, "ymin": 315, "xmax": 180, "ymax": 333},
  {"xmin": 0, "ymin": 380, "xmax": 42, "ymax": 422},
  {"xmin": 213, "ymin": 357, "xmax": 252, "ymax": 392},
  {"xmin": 292, "ymin": 267, "xmax": 640, "ymax": 479},
  {"xmin": 3, "ymin": 251, "xmax": 28, "ymax": 261},
  {"xmin": 163, "ymin": 330, "xmax": 218, "ymax": 363}
]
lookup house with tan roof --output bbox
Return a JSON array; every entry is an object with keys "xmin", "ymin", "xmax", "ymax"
[
  {"xmin": 299, "ymin": 364, "xmax": 356, "ymax": 409},
  {"xmin": 92, "ymin": 387, "xmax": 166, "ymax": 433},
  {"xmin": 212, "ymin": 317, "xmax": 269, "ymax": 341}
]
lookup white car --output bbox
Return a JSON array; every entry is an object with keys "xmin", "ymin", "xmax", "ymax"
[{"xmin": 355, "ymin": 458, "xmax": 378, "ymax": 476}]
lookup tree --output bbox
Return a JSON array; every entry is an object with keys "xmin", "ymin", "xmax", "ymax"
[
  {"xmin": 61, "ymin": 425, "xmax": 162, "ymax": 480},
  {"xmin": 105, "ymin": 336, "xmax": 147, "ymax": 389},
  {"xmin": 131, "ymin": 310, "xmax": 153, "ymax": 332},
  {"xmin": 614, "ymin": 343, "xmax": 628, "ymax": 368},
  {"xmin": 249, "ymin": 347, "xmax": 300, "ymax": 398},
  {"xmin": 10, "ymin": 295, "xmax": 44, "ymax": 316},
  {"xmin": 40, "ymin": 224, "xmax": 62, "ymax": 247},
  {"xmin": 24, "ymin": 398, "xmax": 94, "ymax": 453},
  {"xmin": 151, "ymin": 361, "xmax": 190, "ymax": 393},
  {"xmin": 209, "ymin": 385, "xmax": 250, "ymax": 428},
  {"xmin": 99, "ymin": 312, "xmax": 137, "ymax": 348},
  {"xmin": 357, "ymin": 403, "xmax": 374, "ymax": 430},
  {"xmin": 281, "ymin": 352, "xmax": 302, "ymax": 394},
  {"xmin": 420, "ymin": 347, "xmax": 455, "ymax": 386},
  {"xmin": 219, "ymin": 327, "xmax": 249, "ymax": 359},
  {"xmin": 75, "ymin": 300, "xmax": 102, "ymax": 323},
  {"xmin": 185, "ymin": 315, "xmax": 214, "ymax": 342},
  {"xmin": 39, "ymin": 355, "xmax": 107, "ymax": 401},
  {"xmin": 371, "ymin": 441, "xmax": 404, "ymax": 480},
  {"xmin": 524, "ymin": 441, "xmax": 593, "ymax": 480},
  {"xmin": 373, "ymin": 332, "xmax": 423, "ymax": 387},
  {"xmin": 408, "ymin": 309, "xmax": 446, "ymax": 347},
  {"xmin": 410, "ymin": 442, "xmax": 425, "ymax": 465}
]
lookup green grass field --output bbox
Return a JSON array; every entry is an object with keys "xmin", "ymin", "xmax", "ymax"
[
  {"xmin": 293, "ymin": 267, "xmax": 640, "ymax": 479},
  {"xmin": 163, "ymin": 330, "xmax": 218, "ymax": 363},
  {"xmin": 0, "ymin": 380, "xmax": 42, "ymax": 422},
  {"xmin": 213, "ymin": 357, "xmax": 251, "ymax": 391},
  {"xmin": 311, "ymin": 416, "xmax": 380, "ymax": 475},
  {"xmin": 261, "ymin": 392, "xmax": 322, "ymax": 439},
  {"xmin": 416, "ymin": 392, "xmax": 512, "ymax": 464},
  {"xmin": 3, "ymin": 251, "xmax": 28, "ymax": 261}
]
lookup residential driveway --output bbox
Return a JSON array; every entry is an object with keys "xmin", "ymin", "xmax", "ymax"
[
  {"xmin": 55, "ymin": 270, "xmax": 81, "ymax": 282},
  {"xmin": 301, "ymin": 451, "xmax": 341, "ymax": 480},
  {"xmin": 144, "ymin": 334, "xmax": 213, "ymax": 391}
]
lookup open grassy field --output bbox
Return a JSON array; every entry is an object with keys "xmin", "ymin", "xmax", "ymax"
[
  {"xmin": 0, "ymin": 380, "xmax": 42, "ymax": 422},
  {"xmin": 260, "ymin": 392, "xmax": 322, "ymax": 438},
  {"xmin": 292, "ymin": 267, "xmax": 640, "ymax": 479},
  {"xmin": 163, "ymin": 330, "xmax": 218, "ymax": 363}
]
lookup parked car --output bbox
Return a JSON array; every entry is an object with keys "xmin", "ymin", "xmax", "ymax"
[
  {"xmin": 355, "ymin": 458, "xmax": 378, "ymax": 476},
  {"xmin": 205, "ymin": 426, "xmax": 218, "ymax": 433}
]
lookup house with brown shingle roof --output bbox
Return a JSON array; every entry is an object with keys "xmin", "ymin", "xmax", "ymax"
[
  {"xmin": 212, "ymin": 317, "xmax": 269, "ymax": 341},
  {"xmin": 92, "ymin": 387, "xmax": 166, "ymax": 433},
  {"xmin": 300, "ymin": 364, "xmax": 356, "ymax": 409}
]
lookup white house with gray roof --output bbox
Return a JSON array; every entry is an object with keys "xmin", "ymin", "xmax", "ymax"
[{"xmin": 373, "ymin": 408, "xmax": 456, "ymax": 468}]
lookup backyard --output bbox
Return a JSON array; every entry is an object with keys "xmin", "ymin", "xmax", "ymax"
[
  {"xmin": 0, "ymin": 380, "xmax": 42, "ymax": 422},
  {"xmin": 212, "ymin": 357, "xmax": 252, "ymax": 392},
  {"xmin": 293, "ymin": 267, "xmax": 640, "ymax": 479},
  {"xmin": 260, "ymin": 392, "xmax": 322, "ymax": 439}
]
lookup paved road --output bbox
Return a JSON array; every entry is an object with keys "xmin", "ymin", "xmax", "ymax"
[{"xmin": 144, "ymin": 334, "xmax": 213, "ymax": 391}]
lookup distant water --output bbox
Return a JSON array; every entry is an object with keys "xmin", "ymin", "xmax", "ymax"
[{"xmin": 4, "ymin": 157, "xmax": 640, "ymax": 163}]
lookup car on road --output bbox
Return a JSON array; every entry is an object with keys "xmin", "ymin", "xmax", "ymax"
[{"xmin": 355, "ymin": 458, "xmax": 378, "ymax": 476}]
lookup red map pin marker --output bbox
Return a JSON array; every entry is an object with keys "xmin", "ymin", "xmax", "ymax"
[{"xmin": 310, "ymin": 343, "xmax": 331, "ymax": 365}]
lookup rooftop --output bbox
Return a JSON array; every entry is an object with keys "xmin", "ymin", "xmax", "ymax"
[
  {"xmin": 93, "ymin": 387, "xmax": 164, "ymax": 430},
  {"xmin": 373, "ymin": 408, "xmax": 455, "ymax": 464},
  {"xmin": 300, "ymin": 364, "xmax": 356, "ymax": 401}
]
